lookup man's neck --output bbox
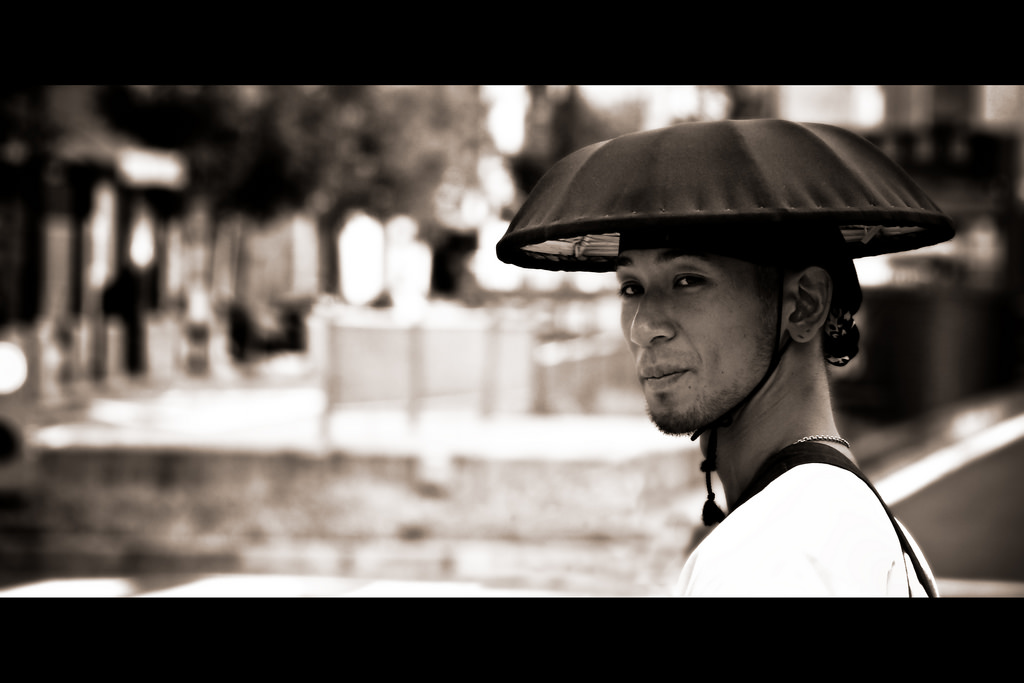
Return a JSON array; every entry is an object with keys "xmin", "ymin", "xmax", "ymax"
[{"xmin": 702, "ymin": 347, "xmax": 851, "ymax": 512}]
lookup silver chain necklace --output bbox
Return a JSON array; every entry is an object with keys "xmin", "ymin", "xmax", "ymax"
[{"xmin": 791, "ymin": 434, "xmax": 850, "ymax": 448}]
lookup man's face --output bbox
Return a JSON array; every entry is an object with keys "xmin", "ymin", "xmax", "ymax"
[{"xmin": 617, "ymin": 248, "xmax": 777, "ymax": 436}]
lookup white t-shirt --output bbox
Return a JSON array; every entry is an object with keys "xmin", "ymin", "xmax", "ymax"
[{"xmin": 674, "ymin": 463, "xmax": 937, "ymax": 597}]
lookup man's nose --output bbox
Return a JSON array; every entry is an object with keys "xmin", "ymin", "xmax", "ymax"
[{"xmin": 628, "ymin": 297, "xmax": 675, "ymax": 347}]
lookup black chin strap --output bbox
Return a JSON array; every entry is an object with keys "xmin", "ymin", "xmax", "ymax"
[
  {"xmin": 693, "ymin": 272, "xmax": 789, "ymax": 526},
  {"xmin": 697, "ymin": 428, "xmax": 727, "ymax": 525}
]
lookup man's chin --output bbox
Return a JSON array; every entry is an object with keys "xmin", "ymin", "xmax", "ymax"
[{"xmin": 645, "ymin": 406, "xmax": 699, "ymax": 437}]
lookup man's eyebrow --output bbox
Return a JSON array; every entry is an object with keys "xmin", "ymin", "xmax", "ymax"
[
  {"xmin": 616, "ymin": 250, "xmax": 714, "ymax": 268},
  {"xmin": 659, "ymin": 250, "xmax": 713, "ymax": 264}
]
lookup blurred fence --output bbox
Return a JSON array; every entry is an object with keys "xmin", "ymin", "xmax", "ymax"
[
  {"xmin": 309, "ymin": 301, "xmax": 644, "ymax": 424},
  {"xmin": 312, "ymin": 305, "xmax": 533, "ymax": 416}
]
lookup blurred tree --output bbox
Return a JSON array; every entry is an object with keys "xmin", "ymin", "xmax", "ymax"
[
  {"xmin": 0, "ymin": 86, "xmax": 56, "ymax": 326},
  {"xmin": 96, "ymin": 85, "xmax": 311, "ymax": 219},
  {"xmin": 509, "ymin": 85, "xmax": 623, "ymax": 197},
  {"xmin": 1, "ymin": 86, "xmax": 55, "ymax": 160},
  {"xmin": 96, "ymin": 84, "xmax": 486, "ymax": 221},
  {"xmin": 311, "ymin": 85, "xmax": 487, "ymax": 236},
  {"xmin": 551, "ymin": 85, "xmax": 628, "ymax": 159},
  {"xmin": 95, "ymin": 85, "xmax": 489, "ymax": 297},
  {"xmin": 726, "ymin": 85, "xmax": 779, "ymax": 120}
]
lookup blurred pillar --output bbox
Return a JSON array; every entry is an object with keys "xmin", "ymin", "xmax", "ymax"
[
  {"xmin": 408, "ymin": 322, "xmax": 423, "ymax": 428},
  {"xmin": 339, "ymin": 211, "xmax": 385, "ymax": 306},
  {"xmin": 183, "ymin": 194, "xmax": 214, "ymax": 375},
  {"xmin": 883, "ymin": 85, "xmax": 935, "ymax": 130},
  {"xmin": 39, "ymin": 174, "xmax": 76, "ymax": 400},
  {"xmin": 320, "ymin": 317, "xmax": 339, "ymax": 450},
  {"xmin": 0, "ymin": 159, "xmax": 45, "ymax": 328},
  {"xmin": 83, "ymin": 177, "xmax": 118, "ymax": 381},
  {"xmin": 316, "ymin": 215, "xmax": 340, "ymax": 296},
  {"xmin": 103, "ymin": 187, "xmax": 149, "ymax": 375},
  {"xmin": 480, "ymin": 311, "xmax": 499, "ymax": 418},
  {"xmin": 66, "ymin": 163, "xmax": 106, "ymax": 383}
]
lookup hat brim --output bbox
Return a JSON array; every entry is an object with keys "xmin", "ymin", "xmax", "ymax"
[{"xmin": 496, "ymin": 119, "xmax": 955, "ymax": 273}]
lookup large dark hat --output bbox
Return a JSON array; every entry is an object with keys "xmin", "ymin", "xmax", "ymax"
[
  {"xmin": 498, "ymin": 119, "xmax": 957, "ymax": 529},
  {"xmin": 496, "ymin": 118, "xmax": 955, "ymax": 272}
]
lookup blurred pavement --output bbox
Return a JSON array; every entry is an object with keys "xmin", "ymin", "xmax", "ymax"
[
  {"xmin": 29, "ymin": 373, "xmax": 693, "ymax": 464},
  {"xmin": 0, "ymin": 573, "xmax": 589, "ymax": 597},
  {"xmin": 10, "ymin": 356, "xmax": 1024, "ymax": 597}
]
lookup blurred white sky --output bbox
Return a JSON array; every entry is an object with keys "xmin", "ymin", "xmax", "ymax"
[{"xmin": 482, "ymin": 85, "xmax": 890, "ymax": 158}]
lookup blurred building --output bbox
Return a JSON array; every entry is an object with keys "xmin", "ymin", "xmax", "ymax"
[
  {"xmin": 4, "ymin": 85, "xmax": 1023, "ymax": 422},
  {"xmin": 1, "ymin": 86, "xmax": 191, "ymax": 404},
  {"xmin": 820, "ymin": 85, "xmax": 1023, "ymax": 419}
]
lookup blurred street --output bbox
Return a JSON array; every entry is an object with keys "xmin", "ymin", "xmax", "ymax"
[
  {"xmin": 890, "ymin": 418, "xmax": 1024, "ymax": 587},
  {"xmin": 2, "ymin": 354, "xmax": 1024, "ymax": 596},
  {"xmin": 1, "ymin": 355, "xmax": 704, "ymax": 598},
  {"xmin": 0, "ymin": 573, "xmax": 587, "ymax": 597}
]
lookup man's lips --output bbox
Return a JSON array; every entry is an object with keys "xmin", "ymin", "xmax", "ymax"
[{"xmin": 641, "ymin": 369, "xmax": 688, "ymax": 382}]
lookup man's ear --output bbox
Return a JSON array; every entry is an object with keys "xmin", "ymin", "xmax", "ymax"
[{"xmin": 786, "ymin": 266, "xmax": 832, "ymax": 343}]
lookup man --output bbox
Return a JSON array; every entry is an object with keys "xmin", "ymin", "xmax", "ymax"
[{"xmin": 497, "ymin": 118, "xmax": 951, "ymax": 596}]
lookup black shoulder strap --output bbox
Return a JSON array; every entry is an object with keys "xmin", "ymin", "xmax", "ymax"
[{"xmin": 733, "ymin": 442, "xmax": 937, "ymax": 597}]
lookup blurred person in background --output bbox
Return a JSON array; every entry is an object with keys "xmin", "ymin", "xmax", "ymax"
[{"xmin": 497, "ymin": 119, "xmax": 953, "ymax": 596}]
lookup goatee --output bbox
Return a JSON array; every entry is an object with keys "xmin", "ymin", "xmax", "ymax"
[{"xmin": 646, "ymin": 404, "xmax": 699, "ymax": 437}]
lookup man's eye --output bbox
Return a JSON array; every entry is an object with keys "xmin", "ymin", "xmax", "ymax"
[
  {"xmin": 618, "ymin": 282, "xmax": 643, "ymax": 298},
  {"xmin": 675, "ymin": 275, "xmax": 704, "ymax": 288}
]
